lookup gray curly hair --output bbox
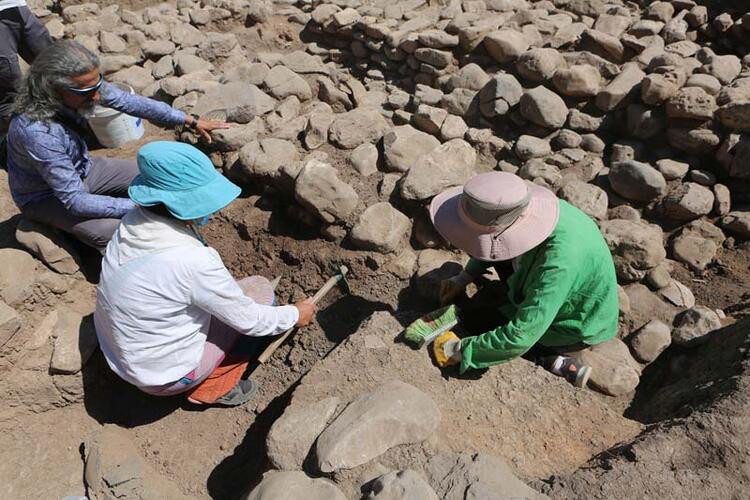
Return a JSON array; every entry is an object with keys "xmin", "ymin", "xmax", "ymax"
[{"xmin": 13, "ymin": 40, "xmax": 100, "ymax": 121}]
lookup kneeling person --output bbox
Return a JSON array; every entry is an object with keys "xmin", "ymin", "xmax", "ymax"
[
  {"xmin": 429, "ymin": 172, "xmax": 619, "ymax": 387},
  {"xmin": 94, "ymin": 141, "xmax": 314, "ymax": 406}
]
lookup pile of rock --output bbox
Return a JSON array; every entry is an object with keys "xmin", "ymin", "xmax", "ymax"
[
  {"xmin": 295, "ymin": 0, "xmax": 748, "ymax": 391},
  {"xmin": 300, "ymin": 0, "xmax": 750, "ymax": 276}
]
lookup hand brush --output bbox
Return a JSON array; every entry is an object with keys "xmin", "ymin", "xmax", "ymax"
[{"xmin": 403, "ymin": 305, "xmax": 460, "ymax": 349}]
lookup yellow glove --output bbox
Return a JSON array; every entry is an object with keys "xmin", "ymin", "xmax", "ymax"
[{"xmin": 433, "ymin": 331, "xmax": 462, "ymax": 368}]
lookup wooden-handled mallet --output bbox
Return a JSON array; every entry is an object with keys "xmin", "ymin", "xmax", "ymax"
[{"xmin": 256, "ymin": 265, "xmax": 350, "ymax": 364}]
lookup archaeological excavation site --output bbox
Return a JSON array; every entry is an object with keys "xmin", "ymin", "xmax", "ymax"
[{"xmin": 0, "ymin": 0, "xmax": 749, "ymax": 498}]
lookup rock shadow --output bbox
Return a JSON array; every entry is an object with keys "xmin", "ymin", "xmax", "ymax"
[
  {"xmin": 316, "ymin": 293, "xmax": 391, "ymax": 343},
  {"xmin": 0, "ymin": 213, "xmax": 21, "ymax": 249},
  {"xmin": 206, "ymin": 383, "xmax": 298, "ymax": 500},
  {"xmin": 625, "ymin": 319, "xmax": 749, "ymax": 424},
  {"xmin": 724, "ymin": 291, "xmax": 750, "ymax": 320},
  {"xmin": 266, "ymin": 207, "xmax": 321, "ymax": 242}
]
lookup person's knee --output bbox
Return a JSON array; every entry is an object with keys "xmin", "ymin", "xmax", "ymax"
[
  {"xmin": 72, "ymin": 218, "xmax": 120, "ymax": 249},
  {"xmin": 112, "ymin": 159, "xmax": 140, "ymax": 191},
  {"xmin": 18, "ymin": 6, "xmax": 53, "ymax": 56},
  {"xmin": 124, "ymin": 160, "xmax": 139, "ymax": 182},
  {"xmin": 0, "ymin": 56, "xmax": 21, "ymax": 90},
  {"xmin": 237, "ymin": 276, "xmax": 276, "ymax": 305}
]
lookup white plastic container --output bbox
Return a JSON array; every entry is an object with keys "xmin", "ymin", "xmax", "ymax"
[{"xmin": 86, "ymin": 83, "xmax": 145, "ymax": 148}]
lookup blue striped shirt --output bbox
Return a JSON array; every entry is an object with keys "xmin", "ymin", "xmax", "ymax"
[{"xmin": 6, "ymin": 82, "xmax": 186, "ymax": 218}]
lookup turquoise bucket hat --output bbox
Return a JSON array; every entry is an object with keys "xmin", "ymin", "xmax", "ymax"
[{"xmin": 128, "ymin": 141, "xmax": 241, "ymax": 220}]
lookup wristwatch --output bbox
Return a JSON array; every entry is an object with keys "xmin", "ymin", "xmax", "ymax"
[{"xmin": 188, "ymin": 114, "xmax": 200, "ymax": 129}]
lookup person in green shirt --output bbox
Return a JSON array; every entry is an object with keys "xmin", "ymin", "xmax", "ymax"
[{"xmin": 429, "ymin": 171, "xmax": 619, "ymax": 387}]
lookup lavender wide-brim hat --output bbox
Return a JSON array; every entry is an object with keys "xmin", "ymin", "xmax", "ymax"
[{"xmin": 429, "ymin": 172, "xmax": 560, "ymax": 262}]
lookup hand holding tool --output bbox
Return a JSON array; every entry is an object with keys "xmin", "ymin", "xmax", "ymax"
[
  {"xmin": 257, "ymin": 265, "xmax": 350, "ymax": 364},
  {"xmin": 433, "ymin": 331, "xmax": 462, "ymax": 368}
]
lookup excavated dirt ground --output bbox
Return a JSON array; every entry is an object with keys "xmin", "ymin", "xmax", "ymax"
[
  {"xmin": 4, "ymin": 161, "xmax": 749, "ymax": 498},
  {"xmin": 2, "ymin": 3, "xmax": 750, "ymax": 500}
]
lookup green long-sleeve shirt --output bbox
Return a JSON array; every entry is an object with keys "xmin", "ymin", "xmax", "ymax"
[{"xmin": 459, "ymin": 200, "xmax": 619, "ymax": 373}]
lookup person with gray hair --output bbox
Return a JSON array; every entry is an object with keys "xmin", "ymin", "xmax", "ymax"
[
  {"xmin": 5, "ymin": 40, "xmax": 228, "ymax": 251},
  {"xmin": 0, "ymin": 0, "xmax": 52, "ymax": 135}
]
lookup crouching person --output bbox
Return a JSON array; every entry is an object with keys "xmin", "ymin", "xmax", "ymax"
[
  {"xmin": 429, "ymin": 172, "xmax": 619, "ymax": 388},
  {"xmin": 94, "ymin": 141, "xmax": 315, "ymax": 406}
]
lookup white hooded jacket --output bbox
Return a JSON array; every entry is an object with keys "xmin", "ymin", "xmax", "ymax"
[{"xmin": 94, "ymin": 207, "xmax": 298, "ymax": 388}]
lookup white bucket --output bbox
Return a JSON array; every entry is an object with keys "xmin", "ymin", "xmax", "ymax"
[{"xmin": 86, "ymin": 83, "xmax": 145, "ymax": 148}]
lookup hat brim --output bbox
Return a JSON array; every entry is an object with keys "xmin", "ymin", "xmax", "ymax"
[
  {"xmin": 429, "ymin": 183, "xmax": 560, "ymax": 262},
  {"xmin": 128, "ymin": 172, "xmax": 241, "ymax": 220}
]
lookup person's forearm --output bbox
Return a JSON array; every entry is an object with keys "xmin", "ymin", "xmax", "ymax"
[
  {"xmin": 131, "ymin": 95, "xmax": 186, "ymax": 126},
  {"xmin": 460, "ymin": 263, "xmax": 573, "ymax": 373},
  {"xmin": 459, "ymin": 325, "xmax": 540, "ymax": 373},
  {"xmin": 221, "ymin": 301, "xmax": 299, "ymax": 337},
  {"xmin": 65, "ymin": 191, "xmax": 135, "ymax": 218},
  {"xmin": 100, "ymin": 82, "xmax": 186, "ymax": 126}
]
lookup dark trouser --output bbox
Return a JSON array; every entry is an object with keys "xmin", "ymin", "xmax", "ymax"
[
  {"xmin": 456, "ymin": 284, "xmax": 588, "ymax": 368},
  {"xmin": 21, "ymin": 157, "xmax": 139, "ymax": 250},
  {"xmin": 0, "ymin": 6, "xmax": 52, "ymax": 134}
]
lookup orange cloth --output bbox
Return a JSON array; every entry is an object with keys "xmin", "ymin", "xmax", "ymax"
[{"xmin": 187, "ymin": 356, "xmax": 249, "ymax": 404}]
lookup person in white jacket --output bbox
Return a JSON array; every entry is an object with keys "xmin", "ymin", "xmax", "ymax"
[{"xmin": 94, "ymin": 141, "xmax": 315, "ymax": 406}]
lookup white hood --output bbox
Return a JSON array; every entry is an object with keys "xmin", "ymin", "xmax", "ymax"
[{"xmin": 108, "ymin": 207, "xmax": 204, "ymax": 265}]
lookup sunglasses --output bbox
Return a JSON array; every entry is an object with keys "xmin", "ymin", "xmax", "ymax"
[{"xmin": 64, "ymin": 73, "xmax": 104, "ymax": 95}]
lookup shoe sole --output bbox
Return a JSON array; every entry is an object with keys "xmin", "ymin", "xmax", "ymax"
[
  {"xmin": 574, "ymin": 366, "xmax": 592, "ymax": 388},
  {"xmin": 216, "ymin": 379, "xmax": 259, "ymax": 407}
]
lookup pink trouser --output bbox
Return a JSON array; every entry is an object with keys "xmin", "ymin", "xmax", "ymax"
[{"xmin": 141, "ymin": 276, "xmax": 275, "ymax": 396}]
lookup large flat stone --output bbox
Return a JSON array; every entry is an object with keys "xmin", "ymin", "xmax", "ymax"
[
  {"xmin": 350, "ymin": 203, "xmax": 411, "ymax": 254},
  {"xmin": 328, "ymin": 108, "xmax": 390, "ymax": 149},
  {"xmin": 600, "ymin": 219, "xmax": 666, "ymax": 283},
  {"xmin": 382, "ymin": 125, "xmax": 440, "ymax": 173},
  {"xmin": 15, "ymin": 219, "xmax": 80, "ymax": 275},
  {"xmin": 266, "ymin": 397, "xmax": 340, "ymax": 470},
  {"xmin": 414, "ymin": 249, "xmax": 466, "ymax": 300},
  {"xmin": 263, "ymin": 65, "xmax": 312, "ymax": 101},
  {"xmin": 425, "ymin": 452, "xmax": 548, "ymax": 500},
  {"xmin": 366, "ymin": 469, "xmax": 438, "ymax": 500},
  {"xmin": 246, "ymin": 471, "xmax": 346, "ymax": 500},
  {"xmin": 577, "ymin": 348, "xmax": 640, "ymax": 396},
  {"xmin": 85, "ymin": 426, "xmax": 191, "ymax": 500},
  {"xmin": 294, "ymin": 160, "xmax": 359, "ymax": 224},
  {"xmin": 192, "ymin": 82, "xmax": 275, "ymax": 123},
  {"xmin": 0, "ymin": 248, "xmax": 39, "ymax": 305},
  {"xmin": 238, "ymin": 138, "xmax": 299, "ymax": 180},
  {"xmin": 400, "ymin": 139, "xmax": 477, "ymax": 201},
  {"xmin": 315, "ymin": 379, "xmax": 440, "ymax": 472}
]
